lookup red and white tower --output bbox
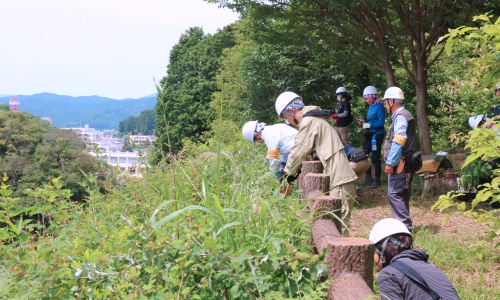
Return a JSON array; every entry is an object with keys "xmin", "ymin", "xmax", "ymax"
[{"xmin": 9, "ymin": 96, "xmax": 20, "ymax": 112}]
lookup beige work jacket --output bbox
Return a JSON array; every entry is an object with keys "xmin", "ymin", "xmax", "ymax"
[{"xmin": 284, "ymin": 106, "xmax": 358, "ymax": 189}]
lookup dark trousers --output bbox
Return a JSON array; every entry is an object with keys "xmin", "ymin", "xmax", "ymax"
[
  {"xmin": 387, "ymin": 171, "xmax": 413, "ymax": 231},
  {"xmin": 362, "ymin": 133, "xmax": 384, "ymax": 178}
]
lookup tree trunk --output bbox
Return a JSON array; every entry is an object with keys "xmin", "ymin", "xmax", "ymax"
[{"xmin": 414, "ymin": 72, "xmax": 433, "ymax": 155}]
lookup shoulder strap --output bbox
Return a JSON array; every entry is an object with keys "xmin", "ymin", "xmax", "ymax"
[
  {"xmin": 390, "ymin": 260, "xmax": 441, "ymax": 300},
  {"xmin": 302, "ymin": 109, "xmax": 332, "ymax": 118}
]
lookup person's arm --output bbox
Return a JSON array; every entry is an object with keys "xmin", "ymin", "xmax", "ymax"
[
  {"xmin": 336, "ymin": 109, "xmax": 349, "ymax": 118},
  {"xmin": 336, "ymin": 101, "xmax": 349, "ymax": 118},
  {"xmin": 378, "ymin": 272, "xmax": 405, "ymax": 300},
  {"xmin": 385, "ymin": 115, "xmax": 407, "ymax": 167},
  {"xmin": 284, "ymin": 118, "xmax": 315, "ymax": 176}
]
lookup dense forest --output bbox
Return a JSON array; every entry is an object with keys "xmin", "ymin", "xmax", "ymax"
[
  {"xmin": 118, "ymin": 109, "xmax": 157, "ymax": 135},
  {"xmin": 1, "ymin": 1, "xmax": 500, "ymax": 298}
]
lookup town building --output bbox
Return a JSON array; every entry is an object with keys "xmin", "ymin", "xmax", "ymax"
[{"xmin": 62, "ymin": 124, "xmax": 156, "ymax": 175}]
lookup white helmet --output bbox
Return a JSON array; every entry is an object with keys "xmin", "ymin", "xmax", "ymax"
[
  {"xmin": 496, "ymin": 81, "xmax": 500, "ymax": 89},
  {"xmin": 275, "ymin": 91, "xmax": 301, "ymax": 117},
  {"xmin": 468, "ymin": 115, "xmax": 485, "ymax": 129},
  {"xmin": 363, "ymin": 86, "xmax": 378, "ymax": 96},
  {"xmin": 336, "ymin": 86, "xmax": 347, "ymax": 94},
  {"xmin": 242, "ymin": 120, "xmax": 258, "ymax": 144},
  {"xmin": 368, "ymin": 218, "xmax": 411, "ymax": 245},
  {"xmin": 382, "ymin": 87, "xmax": 405, "ymax": 100}
]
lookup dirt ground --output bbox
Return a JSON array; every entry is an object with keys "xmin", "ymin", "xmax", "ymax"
[{"xmin": 349, "ymin": 154, "xmax": 500, "ymax": 292}]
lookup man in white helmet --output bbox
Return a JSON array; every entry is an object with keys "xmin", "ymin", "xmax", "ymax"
[
  {"xmin": 275, "ymin": 91, "xmax": 358, "ymax": 235},
  {"xmin": 382, "ymin": 87, "xmax": 417, "ymax": 232},
  {"xmin": 241, "ymin": 120, "xmax": 298, "ymax": 177},
  {"xmin": 369, "ymin": 218, "xmax": 460, "ymax": 299}
]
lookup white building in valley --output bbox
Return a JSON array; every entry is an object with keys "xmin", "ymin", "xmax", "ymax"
[{"xmin": 62, "ymin": 124, "xmax": 156, "ymax": 174}]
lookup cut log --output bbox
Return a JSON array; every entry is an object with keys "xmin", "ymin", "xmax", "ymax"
[
  {"xmin": 298, "ymin": 161, "xmax": 323, "ymax": 191},
  {"xmin": 327, "ymin": 237, "xmax": 374, "ymax": 291},
  {"xmin": 302, "ymin": 173, "xmax": 330, "ymax": 201},
  {"xmin": 311, "ymin": 219, "xmax": 341, "ymax": 253},
  {"xmin": 328, "ymin": 273, "xmax": 375, "ymax": 300},
  {"xmin": 309, "ymin": 196, "xmax": 342, "ymax": 233}
]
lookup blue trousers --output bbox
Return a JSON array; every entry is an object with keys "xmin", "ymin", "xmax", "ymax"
[{"xmin": 387, "ymin": 171, "xmax": 413, "ymax": 231}]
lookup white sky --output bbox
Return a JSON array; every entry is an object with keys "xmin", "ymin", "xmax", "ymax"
[{"xmin": 0, "ymin": 0, "xmax": 240, "ymax": 99}]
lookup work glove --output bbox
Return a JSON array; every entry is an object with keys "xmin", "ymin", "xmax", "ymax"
[{"xmin": 286, "ymin": 174, "xmax": 298, "ymax": 184}]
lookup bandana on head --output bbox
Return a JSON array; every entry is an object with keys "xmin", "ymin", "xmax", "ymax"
[
  {"xmin": 255, "ymin": 121, "xmax": 266, "ymax": 133},
  {"xmin": 283, "ymin": 98, "xmax": 305, "ymax": 115}
]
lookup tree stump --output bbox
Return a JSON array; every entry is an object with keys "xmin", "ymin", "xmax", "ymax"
[
  {"xmin": 420, "ymin": 171, "xmax": 459, "ymax": 196},
  {"xmin": 298, "ymin": 160, "xmax": 323, "ymax": 191}
]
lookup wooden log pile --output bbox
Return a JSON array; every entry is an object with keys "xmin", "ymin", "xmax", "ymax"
[{"xmin": 299, "ymin": 161, "xmax": 375, "ymax": 299}]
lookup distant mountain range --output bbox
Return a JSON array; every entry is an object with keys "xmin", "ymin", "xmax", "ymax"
[{"xmin": 0, "ymin": 93, "xmax": 157, "ymax": 130}]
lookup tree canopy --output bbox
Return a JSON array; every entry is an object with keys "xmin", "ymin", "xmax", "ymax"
[
  {"xmin": 210, "ymin": 0, "xmax": 491, "ymax": 154},
  {"xmin": 119, "ymin": 109, "xmax": 157, "ymax": 135},
  {"xmin": 0, "ymin": 110, "xmax": 103, "ymax": 202},
  {"xmin": 155, "ymin": 26, "xmax": 237, "ymax": 155}
]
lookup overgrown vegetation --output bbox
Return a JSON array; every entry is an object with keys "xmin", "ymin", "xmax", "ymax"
[
  {"xmin": 432, "ymin": 13, "xmax": 500, "ymax": 260},
  {"xmin": 1, "ymin": 3, "xmax": 500, "ymax": 298},
  {"xmin": 0, "ymin": 110, "xmax": 103, "ymax": 202},
  {"xmin": 0, "ymin": 133, "xmax": 331, "ymax": 298}
]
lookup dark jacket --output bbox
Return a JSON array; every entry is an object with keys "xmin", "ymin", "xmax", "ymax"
[
  {"xmin": 378, "ymin": 249, "xmax": 460, "ymax": 300},
  {"xmin": 336, "ymin": 99, "xmax": 353, "ymax": 127}
]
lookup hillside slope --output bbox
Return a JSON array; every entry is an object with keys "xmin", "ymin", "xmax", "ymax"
[{"xmin": 0, "ymin": 93, "xmax": 156, "ymax": 130}]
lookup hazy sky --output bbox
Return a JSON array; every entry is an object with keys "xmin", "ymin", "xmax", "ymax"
[{"xmin": 0, "ymin": 0, "xmax": 240, "ymax": 99}]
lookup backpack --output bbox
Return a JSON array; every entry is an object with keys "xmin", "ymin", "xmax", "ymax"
[{"xmin": 410, "ymin": 152, "xmax": 422, "ymax": 172}]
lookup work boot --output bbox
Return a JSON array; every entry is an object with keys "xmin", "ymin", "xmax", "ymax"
[
  {"xmin": 359, "ymin": 175, "xmax": 373, "ymax": 186},
  {"xmin": 369, "ymin": 178, "xmax": 381, "ymax": 189}
]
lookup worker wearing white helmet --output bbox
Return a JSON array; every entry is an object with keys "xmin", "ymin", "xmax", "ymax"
[
  {"xmin": 468, "ymin": 114, "xmax": 500, "ymax": 139},
  {"xmin": 468, "ymin": 114, "xmax": 487, "ymax": 129},
  {"xmin": 356, "ymin": 85, "xmax": 385, "ymax": 189},
  {"xmin": 382, "ymin": 87, "xmax": 417, "ymax": 232},
  {"xmin": 332, "ymin": 86, "xmax": 354, "ymax": 144},
  {"xmin": 241, "ymin": 120, "xmax": 297, "ymax": 176},
  {"xmin": 274, "ymin": 91, "xmax": 358, "ymax": 235},
  {"xmin": 369, "ymin": 218, "xmax": 460, "ymax": 299}
]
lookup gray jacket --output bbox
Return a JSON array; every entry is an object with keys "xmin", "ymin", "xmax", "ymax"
[{"xmin": 378, "ymin": 249, "xmax": 460, "ymax": 300}]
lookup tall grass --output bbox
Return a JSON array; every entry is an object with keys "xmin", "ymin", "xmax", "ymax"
[{"xmin": 0, "ymin": 129, "xmax": 330, "ymax": 298}]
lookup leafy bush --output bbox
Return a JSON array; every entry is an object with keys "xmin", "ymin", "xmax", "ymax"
[{"xmin": 433, "ymin": 13, "xmax": 500, "ymax": 260}]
